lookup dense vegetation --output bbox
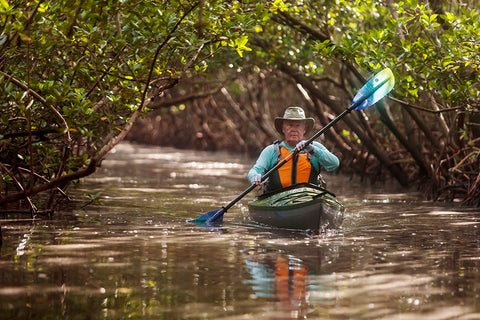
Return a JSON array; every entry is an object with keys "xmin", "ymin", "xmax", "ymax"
[{"xmin": 1, "ymin": 0, "xmax": 479, "ymax": 215}]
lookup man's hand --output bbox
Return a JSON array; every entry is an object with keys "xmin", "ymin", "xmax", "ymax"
[
  {"xmin": 295, "ymin": 140, "xmax": 314, "ymax": 154},
  {"xmin": 251, "ymin": 173, "xmax": 263, "ymax": 186}
]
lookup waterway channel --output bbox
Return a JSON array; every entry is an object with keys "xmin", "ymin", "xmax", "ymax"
[{"xmin": 1, "ymin": 142, "xmax": 480, "ymax": 319}]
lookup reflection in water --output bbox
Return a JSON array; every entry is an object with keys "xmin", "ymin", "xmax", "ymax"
[
  {"xmin": 247, "ymin": 255, "xmax": 308, "ymax": 300},
  {"xmin": 246, "ymin": 253, "xmax": 316, "ymax": 318},
  {"xmin": 1, "ymin": 143, "xmax": 480, "ymax": 319}
]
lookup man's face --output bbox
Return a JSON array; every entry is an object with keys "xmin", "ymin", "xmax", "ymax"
[{"xmin": 282, "ymin": 120, "xmax": 306, "ymax": 146}]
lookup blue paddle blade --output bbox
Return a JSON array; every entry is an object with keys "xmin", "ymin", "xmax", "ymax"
[
  {"xmin": 190, "ymin": 208, "xmax": 225, "ymax": 223},
  {"xmin": 352, "ymin": 68, "xmax": 395, "ymax": 110}
]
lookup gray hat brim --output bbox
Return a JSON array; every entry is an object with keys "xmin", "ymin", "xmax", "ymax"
[{"xmin": 274, "ymin": 117, "xmax": 315, "ymax": 135}]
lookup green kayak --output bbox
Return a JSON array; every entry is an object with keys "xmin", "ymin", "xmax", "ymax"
[{"xmin": 247, "ymin": 183, "xmax": 345, "ymax": 231}]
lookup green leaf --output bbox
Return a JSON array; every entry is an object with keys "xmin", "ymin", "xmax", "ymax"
[{"xmin": 0, "ymin": 0, "xmax": 9, "ymax": 10}]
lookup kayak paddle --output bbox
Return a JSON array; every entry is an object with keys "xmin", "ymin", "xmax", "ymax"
[{"xmin": 191, "ymin": 67, "xmax": 395, "ymax": 224}]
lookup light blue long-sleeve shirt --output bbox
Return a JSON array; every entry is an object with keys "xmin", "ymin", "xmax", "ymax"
[{"xmin": 248, "ymin": 141, "xmax": 339, "ymax": 183}]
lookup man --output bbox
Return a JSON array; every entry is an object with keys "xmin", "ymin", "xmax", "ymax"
[{"xmin": 248, "ymin": 106, "xmax": 339, "ymax": 192}]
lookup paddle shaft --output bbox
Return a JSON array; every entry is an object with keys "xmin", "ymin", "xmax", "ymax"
[
  {"xmin": 262, "ymin": 75, "xmax": 391, "ymax": 183},
  {"xmin": 219, "ymin": 103, "xmax": 357, "ymax": 214},
  {"xmin": 212, "ymin": 74, "xmax": 391, "ymax": 217}
]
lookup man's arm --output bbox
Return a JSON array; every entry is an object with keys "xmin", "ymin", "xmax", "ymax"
[
  {"xmin": 311, "ymin": 142, "xmax": 339, "ymax": 172},
  {"xmin": 248, "ymin": 145, "xmax": 277, "ymax": 183}
]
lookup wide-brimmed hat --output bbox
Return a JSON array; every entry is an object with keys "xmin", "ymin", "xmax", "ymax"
[{"xmin": 274, "ymin": 106, "xmax": 315, "ymax": 135}]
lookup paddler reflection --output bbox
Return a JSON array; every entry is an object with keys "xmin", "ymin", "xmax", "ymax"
[
  {"xmin": 274, "ymin": 256, "xmax": 308, "ymax": 303},
  {"xmin": 246, "ymin": 254, "xmax": 308, "ymax": 307}
]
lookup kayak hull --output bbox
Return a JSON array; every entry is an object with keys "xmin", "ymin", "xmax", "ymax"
[{"xmin": 247, "ymin": 183, "xmax": 345, "ymax": 231}]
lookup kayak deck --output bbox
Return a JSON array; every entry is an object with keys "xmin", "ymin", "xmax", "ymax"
[{"xmin": 248, "ymin": 183, "xmax": 345, "ymax": 231}]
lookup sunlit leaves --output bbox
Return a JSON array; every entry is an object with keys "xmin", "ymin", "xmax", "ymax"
[
  {"xmin": 0, "ymin": 0, "xmax": 266, "ymax": 198},
  {"xmin": 252, "ymin": 0, "xmax": 479, "ymax": 129},
  {"xmin": 231, "ymin": 35, "xmax": 252, "ymax": 57},
  {"xmin": 269, "ymin": 0, "xmax": 288, "ymax": 14},
  {"xmin": 420, "ymin": 13, "xmax": 440, "ymax": 28},
  {"xmin": 0, "ymin": 0, "xmax": 9, "ymax": 10},
  {"xmin": 321, "ymin": 0, "xmax": 480, "ymax": 109}
]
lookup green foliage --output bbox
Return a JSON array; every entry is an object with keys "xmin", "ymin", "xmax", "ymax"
[
  {"xmin": 3, "ymin": 0, "xmax": 479, "ymax": 206},
  {"xmin": 249, "ymin": 0, "xmax": 479, "ymax": 202},
  {"xmin": 251, "ymin": 0, "xmax": 479, "ymax": 111},
  {"xmin": 0, "ymin": 0, "xmax": 266, "ymax": 205},
  {"xmin": 85, "ymin": 191, "xmax": 102, "ymax": 202}
]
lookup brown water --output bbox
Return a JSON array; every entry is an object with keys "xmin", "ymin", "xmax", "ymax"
[{"xmin": 1, "ymin": 143, "xmax": 480, "ymax": 319}]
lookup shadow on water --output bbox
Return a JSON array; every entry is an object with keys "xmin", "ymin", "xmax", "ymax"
[{"xmin": 1, "ymin": 142, "xmax": 480, "ymax": 319}]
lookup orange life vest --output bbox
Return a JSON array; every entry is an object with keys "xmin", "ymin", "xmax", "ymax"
[{"xmin": 266, "ymin": 141, "xmax": 319, "ymax": 192}]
